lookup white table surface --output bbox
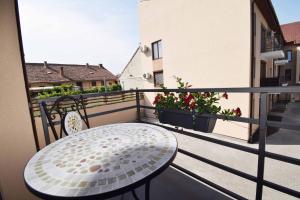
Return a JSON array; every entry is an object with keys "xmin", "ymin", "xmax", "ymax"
[{"xmin": 24, "ymin": 123, "xmax": 177, "ymax": 198}]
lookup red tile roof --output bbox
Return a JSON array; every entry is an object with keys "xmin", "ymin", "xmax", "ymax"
[
  {"xmin": 281, "ymin": 21, "xmax": 300, "ymax": 45},
  {"xmin": 26, "ymin": 62, "xmax": 117, "ymax": 84}
]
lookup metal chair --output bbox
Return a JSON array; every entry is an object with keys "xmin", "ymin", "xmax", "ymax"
[{"xmin": 40, "ymin": 95, "xmax": 90, "ymax": 145}]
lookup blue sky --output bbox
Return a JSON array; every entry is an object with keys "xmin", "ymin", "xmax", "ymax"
[
  {"xmin": 272, "ymin": 0, "xmax": 300, "ymax": 24},
  {"xmin": 19, "ymin": 1, "xmax": 299, "ymax": 74}
]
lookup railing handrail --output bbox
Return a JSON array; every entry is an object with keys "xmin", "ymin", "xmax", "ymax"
[{"xmin": 135, "ymin": 86, "xmax": 300, "ymax": 93}]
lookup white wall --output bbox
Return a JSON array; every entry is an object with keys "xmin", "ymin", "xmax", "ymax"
[{"xmin": 119, "ymin": 48, "xmax": 152, "ymax": 90}]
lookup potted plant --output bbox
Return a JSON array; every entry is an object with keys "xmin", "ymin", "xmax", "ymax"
[{"xmin": 153, "ymin": 77, "xmax": 242, "ymax": 132}]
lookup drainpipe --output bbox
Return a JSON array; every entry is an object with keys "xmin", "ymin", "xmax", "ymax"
[{"xmin": 249, "ymin": 0, "xmax": 255, "ymax": 143}]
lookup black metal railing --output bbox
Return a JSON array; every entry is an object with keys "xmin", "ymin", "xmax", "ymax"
[
  {"xmin": 261, "ymin": 34, "xmax": 283, "ymax": 53},
  {"xmin": 260, "ymin": 77, "xmax": 279, "ymax": 87},
  {"xmin": 38, "ymin": 86, "xmax": 300, "ymax": 200}
]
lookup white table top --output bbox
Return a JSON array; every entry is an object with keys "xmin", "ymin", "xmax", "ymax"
[{"xmin": 24, "ymin": 123, "xmax": 177, "ymax": 199}]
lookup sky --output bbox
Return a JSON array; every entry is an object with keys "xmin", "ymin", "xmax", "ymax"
[
  {"xmin": 272, "ymin": 0, "xmax": 300, "ymax": 24},
  {"xmin": 19, "ymin": 1, "xmax": 300, "ymax": 74},
  {"xmin": 18, "ymin": 0, "xmax": 139, "ymax": 74}
]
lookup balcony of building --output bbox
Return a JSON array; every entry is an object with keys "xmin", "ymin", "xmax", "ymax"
[
  {"xmin": 20, "ymin": 87, "xmax": 299, "ymax": 200},
  {"xmin": 261, "ymin": 33, "xmax": 285, "ymax": 61}
]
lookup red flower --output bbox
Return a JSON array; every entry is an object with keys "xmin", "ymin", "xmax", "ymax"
[
  {"xmin": 222, "ymin": 92, "xmax": 228, "ymax": 99},
  {"xmin": 153, "ymin": 95, "xmax": 161, "ymax": 104},
  {"xmin": 184, "ymin": 93, "xmax": 194, "ymax": 105},
  {"xmin": 233, "ymin": 107, "xmax": 242, "ymax": 117}
]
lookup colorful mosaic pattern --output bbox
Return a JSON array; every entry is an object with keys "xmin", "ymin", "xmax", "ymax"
[
  {"xmin": 24, "ymin": 123, "xmax": 177, "ymax": 198},
  {"xmin": 64, "ymin": 111, "xmax": 83, "ymax": 134}
]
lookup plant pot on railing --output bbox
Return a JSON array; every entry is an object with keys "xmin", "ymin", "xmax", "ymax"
[
  {"xmin": 194, "ymin": 114, "xmax": 217, "ymax": 133},
  {"xmin": 158, "ymin": 109, "xmax": 193, "ymax": 129}
]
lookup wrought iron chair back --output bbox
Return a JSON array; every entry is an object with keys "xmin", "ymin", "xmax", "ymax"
[{"xmin": 40, "ymin": 95, "xmax": 90, "ymax": 144}]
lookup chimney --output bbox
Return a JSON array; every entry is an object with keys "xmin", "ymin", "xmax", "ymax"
[
  {"xmin": 43, "ymin": 61, "xmax": 48, "ymax": 68},
  {"xmin": 86, "ymin": 63, "xmax": 89, "ymax": 68},
  {"xmin": 59, "ymin": 67, "xmax": 64, "ymax": 77},
  {"xmin": 99, "ymin": 64, "xmax": 103, "ymax": 69}
]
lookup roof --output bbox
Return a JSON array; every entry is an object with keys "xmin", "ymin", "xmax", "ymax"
[
  {"xmin": 120, "ymin": 47, "xmax": 140, "ymax": 77},
  {"xmin": 26, "ymin": 62, "xmax": 117, "ymax": 84},
  {"xmin": 281, "ymin": 21, "xmax": 300, "ymax": 45}
]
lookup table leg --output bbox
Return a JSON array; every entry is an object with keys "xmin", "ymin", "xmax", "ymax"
[
  {"xmin": 131, "ymin": 190, "xmax": 139, "ymax": 200},
  {"xmin": 145, "ymin": 180, "xmax": 151, "ymax": 200}
]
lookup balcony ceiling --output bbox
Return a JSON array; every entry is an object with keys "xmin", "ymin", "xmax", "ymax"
[{"xmin": 274, "ymin": 59, "xmax": 289, "ymax": 65}]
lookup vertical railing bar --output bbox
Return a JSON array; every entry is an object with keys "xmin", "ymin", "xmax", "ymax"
[
  {"xmin": 39, "ymin": 102, "xmax": 51, "ymax": 146},
  {"xmin": 255, "ymin": 93, "xmax": 268, "ymax": 200},
  {"xmin": 136, "ymin": 90, "xmax": 141, "ymax": 122}
]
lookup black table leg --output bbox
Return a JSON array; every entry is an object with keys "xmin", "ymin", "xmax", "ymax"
[
  {"xmin": 145, "ymin": 180, "xmax": 151, "ymax": 200},
  {"xmin": 131, "ymin": 190, "xmax": 140, "ymax": 200}
]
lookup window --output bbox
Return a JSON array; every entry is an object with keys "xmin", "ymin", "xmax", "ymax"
[
  {"xmin": 153, "ymin": 71, "xmax": 164, "ymax": 87},
  {"xmin": 76, "ymin": 82, "xmax": 83, "ymax": 88},
  {"xmin": 286, "ymin": 50, "xmax": 292, "ymax": 62},
  {"xmin": 152, "ymin": 40, "xmax": 162, "ymax": 60},
  {"xmin": 100, "ymin": 80, "xmax": 105, "ymax": 85},
  {"xmin": 285, "ymin": 69, "xmax": 291, "ymax": 81},
  {"xmin": 91, "ymin": 81, "xmax": 96, "ymax": 87}
]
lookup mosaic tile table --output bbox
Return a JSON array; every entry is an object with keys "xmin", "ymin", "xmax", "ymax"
[{"xmin": 24, "ymin": 123, "xmax": 178, "ymax": 200}]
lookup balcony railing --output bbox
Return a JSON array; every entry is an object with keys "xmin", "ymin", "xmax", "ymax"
[
  {"xmin": 261, "ymin": 34, "xmax": 283, "ymax": 53},
  {"xmin": 260, "ymin": 77, "xmax": 279, "ymax": 87},
  {"xmin": 36, "ymin": 86, "xmax": 300, "ymax": 200}
]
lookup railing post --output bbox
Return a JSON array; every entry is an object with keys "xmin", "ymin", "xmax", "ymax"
[
  {"xmin": 136, "ymin": 90, "xmax": 141, "ymax": 122},
  {"xmin": 39, "ymin": 102, "xmax": 51, "ymax": 146},
  {"xmin": 255, "ymin": 93, "xmax": 268, "ymax": 200}
]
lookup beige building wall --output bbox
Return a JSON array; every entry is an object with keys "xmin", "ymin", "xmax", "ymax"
[
  {"xmin": 0, "ymin": 0, "xmax": 38, "ymax": 199},
  {"xmin": 139, "ymin": 0, "xmax": 252, "ymax": 140}
]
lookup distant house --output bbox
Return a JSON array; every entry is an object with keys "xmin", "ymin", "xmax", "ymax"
[
  {"xmin": 280, "ymin": 21, "xmax": 300, "ymax": 85},
  {"xmin": 26, "ymin": 62, "xmax": 118, "ymax": 90},
  {"xmin": 119, "ymin": 48, "xmax": 149, "ymax": 90}
]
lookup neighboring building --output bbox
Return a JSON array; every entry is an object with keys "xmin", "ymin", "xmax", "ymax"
[
  {"xmin": 119, "ymin": 48, "xmax": 149, "ymax": 90},
  {"xmin": 26, "ymin": 62, "xmax": 118, "ymax": 90},
  {"xmin": 138, "ymin": 0, "xmax": 286, "ymax": 141},
  {"xmin": 280, "ymin": 21, "xmax": 300, "ymax": 101}
]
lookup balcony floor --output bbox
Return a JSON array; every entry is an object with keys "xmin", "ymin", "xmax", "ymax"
[{"xmin": 108, "ymin": 166, "xmax": 233, "ymax": 200}]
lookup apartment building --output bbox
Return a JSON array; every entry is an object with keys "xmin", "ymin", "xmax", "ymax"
[
  {"xmin": 26, "ymin": 62, "xmax": 118, "ymax": 90},
  {"xmin": 280, "ymin": 21, "xmax": 300, "ymax": 102},
  {"xmin": 138, "ymin": 0, "xmax": 286, "ymax": 141}
]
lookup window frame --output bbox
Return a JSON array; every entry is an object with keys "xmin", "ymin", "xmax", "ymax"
[
  {"xmin": 286, "ymin": 50, "xmax": 292, "ymax": 62},
  {"xmin": 153, "ymin": 70, "xmax": 164, "ymax": 87},
  {"xmin": 152, "ymin": 40, "xmax": 162, "ymax": 60},
  {"xmin": 91, "ymin": 81, "xmax": 97, "ymax": 87}
]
